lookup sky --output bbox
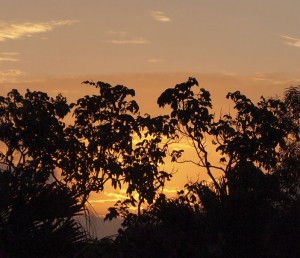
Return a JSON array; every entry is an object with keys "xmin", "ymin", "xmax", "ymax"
[
  {"xmin": 1, "ymin": 0, "xmax": 300, "ymax": 78},
  {"xmin": 1, "ymin": 0, "xmax": 300, "ymax": 237}
]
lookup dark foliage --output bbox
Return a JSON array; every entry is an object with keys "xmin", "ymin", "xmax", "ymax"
[
  {"xmin": 0, "ymin": 90, "xmax": 88, "ymax": 257},
  {"xmin": 0, "ymin": 83, "xmax": 172, "ymax": 257},
  {"xmin": 0, "ymin": 79, "xmax": 299, "ymax": 257},
  {"xmin": 107, "ymin": 79, "xmax": 300, "ymax": 257}
]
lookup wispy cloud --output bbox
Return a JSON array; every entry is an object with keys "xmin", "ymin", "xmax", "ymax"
[
  {"xmin": 162, "ymin": 188, "xmax": 178, "ymax": 194},
  {"xmin": 148, "ymin": 58, "xmax": 163, "ymax": 63},
  {"xmin": 278, "ymin": 34, "xmax": 300, "ymax": 48},
  {"xmin": 0, "ymin": 20, "xmax": 78, "ymax": 42},
  {"xmin": 0, "ymin": 51, "xmax": 19, "ymax": 62},
  {"xmin": 89, "ymin": 199, "xmax": 122, "ymax": 204},
  {"xmin": 104, "ymin": 30, "xmax": 148, "ymax": 45},
  {"xmin": 89, "ymin": 191, "xmax": 128, "ymax": 204},
  {"xmin": 107, "ymin": 30, "xmax": 128, "ymax": 36},
  {"xmin": 221, "ymin": 71, "xmax": 237, "ymax": 76},
  {"xmin": 103, "ymin": 38, "xmax": 149, "ymax": 45},
  {"xmin": 250, "ymin": 72, "xmax": 300, "ymax": 85},
  {"xmin": 0, "ymin": 52, "xmax": 19, "ymax": 55},
  {"xmin": 89, "ymin": 187, "xmax": 179, "ymax": 206},
  {"xmin": 0, "ymin": 69, "xmax": 25, "ymax": 83},
  {"xmin": 0, "ymin": 57, "xmax": 18, "ymax": 62},
  {"xmin": 150, "ymin": 11, "xmax": 171, "ymax": 22}
]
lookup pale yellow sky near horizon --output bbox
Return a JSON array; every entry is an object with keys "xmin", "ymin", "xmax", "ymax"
[{"xmin": 1, "ymin": 0, "xmax": 300, "ymax": 232}]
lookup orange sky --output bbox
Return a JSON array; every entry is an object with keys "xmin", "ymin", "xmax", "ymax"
[
  {"xmin": 1, "ymin": 0, "xmax": 300, "ymax": 77},
  {"xmin": 1, "ymin": 0, "xmax": 300, "ymax": 236}
]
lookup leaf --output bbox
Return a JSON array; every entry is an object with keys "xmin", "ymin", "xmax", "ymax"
[
  {"xmin": 104, "ymin": 207, "xmax": 119, "ymax": 221},
  {"xmin": 220, "ymin": 157, "xmax": 227, "ymax": 163}
]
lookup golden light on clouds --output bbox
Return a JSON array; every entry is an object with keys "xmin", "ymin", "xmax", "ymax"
[
  {"xmin": 0, "ymin": 52, "xmax": 19, "ymax": 62},
  {"xmin": 0, "ymin": 20, "xmax": 78, "ymax": 42},
  {"xmin": 89, "ymin": 187, "xmax": 179, "ymax": 214},
  {"xmin": 150, "ymin": 11, "xmax": 172, "ymax": 22},
  {"xmin": 0, "ymin": 52, "xmax": 19, "ymax": 55},
  {"xmin": 0, "ymin": 57, "xmax": 18, "ymax": 62},
  {"xmin": 107, "ymin": 30, "xmax": 128, "ymax": 36},
  {"xmin": 0, "ymin": 69, "xmax": 25, "ymax": 83},
  {"xmin": 103, "ymin": 38, "xmax": 149, "ymax": 45},
  {"xmin": 148, "ymin": 58, "xmax": 163, "ymax": 63},
  {"xmin": 278, "ymin": 34, "xmax": 300, "ymax": 48},
  {"xmin": 103, "ymin": 30, "xmax": 149, "ymax": 45}
]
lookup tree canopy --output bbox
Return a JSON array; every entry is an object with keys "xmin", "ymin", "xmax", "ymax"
[{"xmin": 0, "ymin": 78, "xmax": 299, "ymax": 257}]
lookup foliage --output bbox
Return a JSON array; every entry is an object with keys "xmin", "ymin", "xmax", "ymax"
[
  {"xmin": 0, "ymin": 170, "xmax": 88, "ymax": 257},
  {"xmin": 110, "ymin": 78, "xmax": 300, "ymax": 257},
  {"xmin": 0, "ymin": 89, "xmax": 71, "ymax": 182},
  {"xmin": 0, "ymin": 89, "xmax": 87, "ymax": 256},
  {"xmin": 274, "ymin": 85, "xmax": 300, "ymax": 202},
  {"xmin": 0, "ymin": 83, "xmax": 172, "ymax": 256},
  {"xmin": 157, "ymin": 78, "xmax": 293, "ymax": 194},
  {"xmin": 61, "ymin": 81, "xmax": 171, "ymax": 213},
  {"xmin": 0, "ymin": 78, "xmax": 299, "ymax": 257}
]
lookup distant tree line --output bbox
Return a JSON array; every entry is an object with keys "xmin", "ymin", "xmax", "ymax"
[{"xmin": 0, "ymin": 78, "xmax": 299, "ymax": 257}]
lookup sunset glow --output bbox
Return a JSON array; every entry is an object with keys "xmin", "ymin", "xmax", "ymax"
[{"xmin": 1, "ymin": 0, "xmax": 300, "ymax": 239}]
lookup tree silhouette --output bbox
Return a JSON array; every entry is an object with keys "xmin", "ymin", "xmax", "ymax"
[
  {"xmin": 62, "ymin": 81, "xmax": 171, "ymax": 214},
  {"xmin": 110, "ymin": 78, "xmax": 300, "ymax": 257},
  {"xmin": 0, "ymin": 90, "xmax": 87, "ymax": 257},
  {"xmin": 0, "ymin": 82, "xmax": 172, "ymax": 256},
  {"xmin": 0, "ymin": 79, "xmax": 299, "ymax": 257},
  {"xmin": 157, "ymin": 78, "xmax": 292, "ymax": 193},
  {"xmin": 275, "ymin": 86, "xmax": 300, "ymax": 201}
]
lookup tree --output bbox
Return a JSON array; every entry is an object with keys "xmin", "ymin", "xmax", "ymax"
[
  {"xmin": 0, "ymin": 89, "xmax": 87, "ymax": 257},
  {"xmin": 111, "ymin": 78, "xmax": 299, "ymax": 257},
  {"xmin": 157, "ymin": 78, "xmax": 292, "ymax": 195},
  {"xmin": 0, "ymin": 82, "xmax": 172, "ymax": 255},
  {"xmin": 61, "ymin": 81, "xmax": 171, "ymax": 215},
  {"xmin": 1, "ymin": 78, "xmax": 299, "ymax": 256},
  {"xmin": 274, "ymin": 85, "xmax": 300, "ymax": 201}
]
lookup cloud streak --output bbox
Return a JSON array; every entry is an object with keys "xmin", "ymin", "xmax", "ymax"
[
  {"xmin": 150, "ymin": 11, "xmax": 171, "ymax": 22},
  {"xmin": 0, "ymin": 52, "xmax": 19, "ymax": 55},
  {"xmin": 89, "ymin": 187, "xmax": 179, "ymax": 205},
  {"xmin": 107, "ymin": 30, "xmax": 128, "ymax": 36},
  {"xmin": 278, "ymin": 34, "xmax": 300, "ymax": 48},
  {"xmin": 0, "ymin": 20, "xmax": 78, "ymax": 42},
  {"xmin": 0, "ymin": 52, "xmax": 19, "ymax": 62},
  {"xmin": 148, "ymin": 58, "xmax": 163, "ymax": 63},
  {"xmin": 103, "ymin": 38, "xmax": 149, "ymax": 45},
  {"xmin": 0, "ymin": 57, "xmax": 18, "ymax": 62},
  {"xmin": 0, "ymin": 69, "xmax": 25, "ymax": 83}
]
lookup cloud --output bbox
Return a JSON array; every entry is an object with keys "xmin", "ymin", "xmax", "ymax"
[
  {"xmin": 278, "ymin": 34, "xmax": 300, "ymax": 48},
  {"xmin": 104, "ymin": 30, "xmax": 148, "ymax": 45},
  {"xmin": 0, "ymin": 52, "xmax": 19, "ymax": 62},
  {"xmin": 104, "ymin": 191, "xmax": 127, "ymax": 199},
  {"xmin": 162, "ymin": 188, "xmax": 178, "ymax": 194},
  {"xmin": 107, "ymin": 30, "xmax": 128, "ymax": 36},
  {"xmin": 89, "ymin": 190, "xmax": 128, "ymax": 204},
  {"xmin": 0, "ymin": 20, "xmax": 78, "ymax": 42},
  {"xmin": 0, "ymin": 69, "xmax": 25, "ymax": 83},
  {"xmin": 221, "ymin": 71, "xmax": 237, "ymax": 76},
  {"xmin": 89, "ymin": 199, "xmax": 122, "ymax": 204},
  {"xmin": 0, "ymin": 57, "xmax": 18, "ymax": 62},
  {"xmin": 0, "ymin": 52, "xmax": 19, "ymax": 55},
  {"xmin": 148, "ymin": 58, "xmax": 163, "ymax": 63},
  {"xmin": 168, "ymin": 141, "xmax": 193, "ymax": 151},
  {"xmin": 150, "ymin": 11, "xmax": 171, "ymax": 22},
  {"xmin": 103, "ymin": 38, "xmax": 149, "ymax": 45}
]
